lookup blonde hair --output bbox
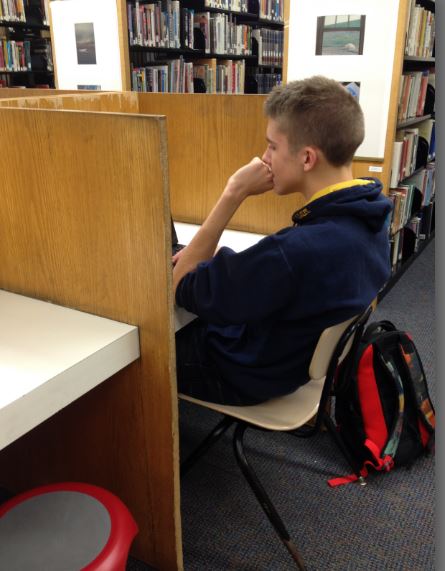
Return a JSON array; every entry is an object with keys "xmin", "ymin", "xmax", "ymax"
[{"xmin": 264, "ymin": 76, "xmax": 364, "ymax": 166}]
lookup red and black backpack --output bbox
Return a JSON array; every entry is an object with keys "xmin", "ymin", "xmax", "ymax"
[{"xmin": 329, "ymin": 320, "xmax": 435, "ymax": 487}]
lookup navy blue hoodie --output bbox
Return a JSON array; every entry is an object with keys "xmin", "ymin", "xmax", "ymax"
[{"xmin": 176, "ymin": 179, "xmax": 392, "ymax": 402}]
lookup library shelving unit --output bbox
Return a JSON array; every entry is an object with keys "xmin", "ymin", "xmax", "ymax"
[
  {"xmin": 0, "ymin": 0, "xmax": 54, "ymax": 88},
  {"xmin": 126, "ymin": 0, "xmax": 284, "ymax": 93},
  {"xmin": 380, "ymin": 0, "xmax": 435, "ymax": 300}
]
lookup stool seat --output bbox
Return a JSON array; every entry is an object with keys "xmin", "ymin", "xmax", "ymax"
[{"xmin": 0, "ymin": 482, "xmax": 138, "ymax": 571}]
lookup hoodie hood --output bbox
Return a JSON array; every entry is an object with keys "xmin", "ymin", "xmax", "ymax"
[{"xmin": 291, "ymin": 178, "xmax": 392, "ymax": 232}]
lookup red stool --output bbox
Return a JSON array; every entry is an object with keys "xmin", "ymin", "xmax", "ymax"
[{"xmin": 0, "ymin": 482, "xmax": 138, "ymax": 570}]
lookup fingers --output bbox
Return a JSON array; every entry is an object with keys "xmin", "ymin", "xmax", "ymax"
[
  {"xmin": 172, "ymin": 249, "xmax": 184, "ymax": 265},
  {"xmin": 251, "ymin": 156, "xmax": 273, "ymax": 177},
  {"xmin": 224, "ymin": 157, "xmax": 274, "ymax": 199},
  {"xmin": 251, "ymin": 156, "xmax": 271, "ymax": 170},
  {"xmin": 260, "ymin": 159, "xmax": 274, "ymax": 185}
]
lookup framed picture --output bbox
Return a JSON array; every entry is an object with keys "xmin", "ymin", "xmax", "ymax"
[
  {"xmin": 287, "ymin": 0, "xmax": 400, "ymax": 159},
  {"xmin": 316, "ymin": 15, "xmax": 366, "ymax": 56},
  {"xmin": 50, "ymin": 0, "xmax": 122, "ymax": 90}
]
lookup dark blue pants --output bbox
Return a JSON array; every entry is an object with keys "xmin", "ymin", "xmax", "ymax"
[{"xmin": 175, "ymin": 319, "xmax": 262, "ymax": 406}]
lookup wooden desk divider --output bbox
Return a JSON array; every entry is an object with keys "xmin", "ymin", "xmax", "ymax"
[
  {"xmin": 136, "ymin": 93, "xmax": 391, "ymax": 233},
  {"xmin": 0, "ymin": 90, "xmax": 138, "ymax": 113},
  {"xmin": 0, "ymin": 91, "xmax": 303, "ymax": 235},
  {"xmin": 137, "ymin": 93, "xmax": 303, "ymax": 234},
  {"xmin": 0, "ymin": 90, "xmax": 391, "ymax": 235},
  {"xmin": 0, "ymin": 88, "xmax": 102, "ymax": 99},
  {"xmin": 0, "ymin": 106, "xmax": 182, "ymax": 570}
]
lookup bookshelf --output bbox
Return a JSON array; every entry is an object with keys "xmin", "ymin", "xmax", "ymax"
[
  {"xmin": 384, "ymin": 0, "xmax": 435, "ymax": 296},
  {"xmin": 0, "ymin": 0, "xmax": 54, "ymax": 88},
  {"xmin": 126, "ymin": 0, "xmax": 284, "ymax": 93}
]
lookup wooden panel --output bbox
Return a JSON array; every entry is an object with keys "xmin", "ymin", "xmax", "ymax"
[
  {"xmin": 138, "ymin": 93, "xmax": 302, "ymax": 234},
  {"xmin": 117, "ymin": 0, "xmax": 132, "ymax": 91},
  {"xmin": 47, "ymin": 1, "xmax": 60, "ymax": 90},
  {"xmin": 352, "ymin": 159, "xmax": 388, "ymax": 190},
  {"xmin": 0, "ymin": 91, "xmax": 138, "ymax": 112},
  {"xmin": 282, "ymin": 0, "xmax": 290, "ymax": 84},
  {"xmin": 0, "ymin": 108, "xmax": 182, "ymax": 570},
  {"xmin": 0, "ymin": 88, "xmax": 84, "ymax": 99},
  {"xmin": 376, "ymin": 0, "xmax": 409, "ymax": 195}
]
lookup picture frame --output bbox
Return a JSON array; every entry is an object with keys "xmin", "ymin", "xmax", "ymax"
[{"xmin": 50, "ymin": 0, "xmax": 122, "ymax": 91}]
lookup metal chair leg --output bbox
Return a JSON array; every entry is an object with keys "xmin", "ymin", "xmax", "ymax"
[
  {"xmin": 233, "ymin": 423, "xmax": 308, "ymax": 571},
  {"xmin": 181, "ymin": 416, "xmax": 235, "ymax": 477}
]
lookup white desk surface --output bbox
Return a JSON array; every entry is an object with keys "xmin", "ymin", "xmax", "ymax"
[
  {"xmin": 174, "ymin": 222, "xmax": 266, "ymax": 331},
  {"xmin": 0, "ymin": 290, "xmax": 140, "ymax": 451},
  {"xmin": 174, "ymin": 222, "xmax": 266, "ymax": 253}
]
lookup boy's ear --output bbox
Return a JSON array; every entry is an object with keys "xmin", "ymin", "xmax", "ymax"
[{"xmin": 302, "ymin": 146, "xmax": 318, "ymax": 172}]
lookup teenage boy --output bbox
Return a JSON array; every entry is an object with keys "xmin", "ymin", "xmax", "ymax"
[{"xmin": 173, "ymin": 75, "xmax": 392, "ymax": 406}]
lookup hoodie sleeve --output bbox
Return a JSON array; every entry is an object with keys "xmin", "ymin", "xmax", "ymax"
[{"xmin": 175, "ymin": 236, "xmax": 296, "ymax": 325}]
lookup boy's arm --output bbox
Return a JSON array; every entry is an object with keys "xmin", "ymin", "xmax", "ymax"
[{"xmin": 172, "ymin": 157, "xmax": 273, "ymax": 295}]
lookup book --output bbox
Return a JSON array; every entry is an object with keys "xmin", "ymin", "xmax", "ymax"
[
  {"xmin": 416, "ymin": 70, "xmax": 429, "ymax": 116},
  {"xmin": 404, "ymin": 0, "xmax": 415, "ymax": 54},
  {"xmin": 390, "ymin": 141, "xmax": 404, "ymax": 188},
  {"xmin": 404, "ymin": 128, "xmax": 419, "ymax": 175},
  {"xmin": 396, "ymin": 132, "xmax": 409, "ymax": 181},
  {"xmin": 399, "ymin": 73, "xmax": 413, "ymax": 122},
  {"xmin": 406, "ymin": 71, "xmax": 422, "ymax": 119}
]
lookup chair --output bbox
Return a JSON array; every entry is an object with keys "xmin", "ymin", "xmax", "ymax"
[
  {"xmin": 179, "ymin": 306, "xmax": 372, "ymax": 571},
  {"xmin": 0, "ymin": 481, "xmax": 138, "ymax": 570}
]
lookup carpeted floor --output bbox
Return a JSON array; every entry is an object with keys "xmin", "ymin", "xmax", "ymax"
[{"xmin": 129, "ymin": 238, "xmax": 435, "ymax": 571}]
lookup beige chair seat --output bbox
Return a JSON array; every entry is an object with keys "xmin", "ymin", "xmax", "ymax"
[
  {"xmin": 181, "ymin": 377, "xmax": 325, "ymax": 431},
  {"xmin": 180, "ymin": 314, "xmax": 358, "ymax": 431}
]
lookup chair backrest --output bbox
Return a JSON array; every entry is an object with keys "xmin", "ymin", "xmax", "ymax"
[
  {"xmin": 309, "ymin": 306, "xmax": 373, "ymax": 382},
  {"xmin": 309, "ymin": 316, "xmax": 358, "ymax": 381}
]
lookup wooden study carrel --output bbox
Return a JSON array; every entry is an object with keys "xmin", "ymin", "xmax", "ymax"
[{"xmin": 0, "ymin": 99, "xmax": 182, "ymax": 570}]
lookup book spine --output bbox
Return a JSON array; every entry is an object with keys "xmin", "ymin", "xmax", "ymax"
[{"xmin": 390, "ymin": 141, "xmax": 404, "ymax": 188}]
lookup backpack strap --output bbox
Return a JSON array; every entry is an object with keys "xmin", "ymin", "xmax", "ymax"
[
  {"xmin": 398, "ymin": 336, "xmax": 435, "ymax": 451},
  {"xmin": 362, "ymin": 320, "xmax": 397, "ymax": 343},
  {"xmin": 328, "ymin": 455, "xmax": 391, "ymax": 487},
  {"xmin": 375, "ymin": 352, "xmax": 405, "ymax": 460},
  {"xmin": 328, "ymin": 467, "xmax": 369, "ymax": 487}
]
